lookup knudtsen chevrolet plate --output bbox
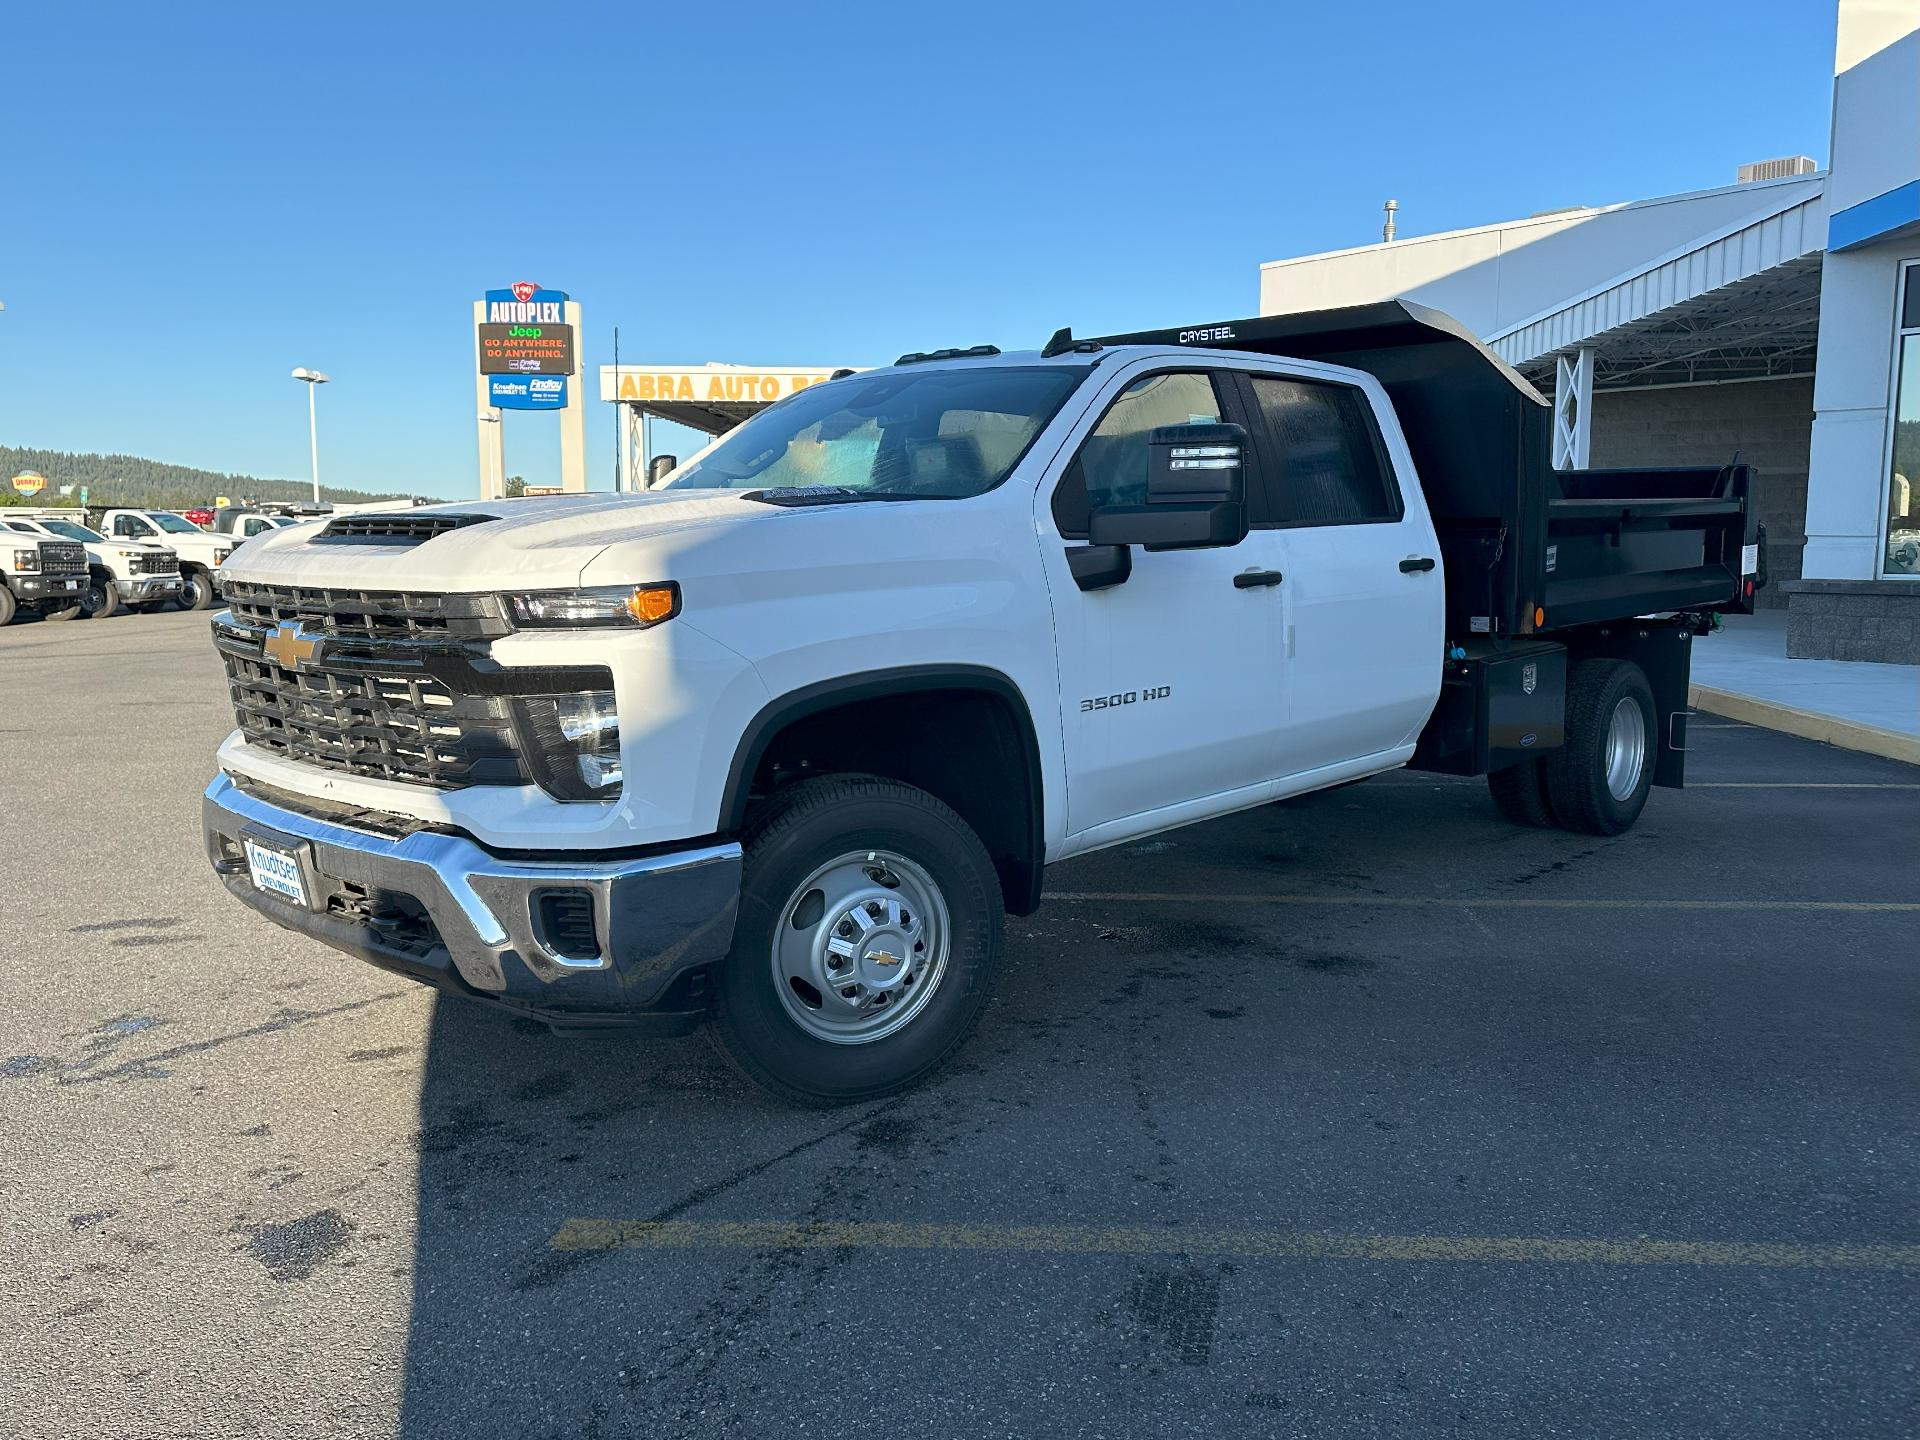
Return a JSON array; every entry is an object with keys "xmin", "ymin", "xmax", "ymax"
[{"xmin": 243, "ymin": 839, "xmax": 308, "ymax": 907}]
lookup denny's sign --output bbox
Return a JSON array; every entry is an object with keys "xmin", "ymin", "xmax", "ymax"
[{"xmin": 603, "ymin": 366, "xmax": 851, "ymax": 407}]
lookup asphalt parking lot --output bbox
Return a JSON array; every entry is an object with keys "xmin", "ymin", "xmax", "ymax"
[{"xmin": 2, "ymin": 609, "xmax": 1916, "ymax": 1439}]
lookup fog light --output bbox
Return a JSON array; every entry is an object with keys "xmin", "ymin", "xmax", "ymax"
[{"xmin": 513, "ymin": 689, "xmax": 622, "ymax": 802}]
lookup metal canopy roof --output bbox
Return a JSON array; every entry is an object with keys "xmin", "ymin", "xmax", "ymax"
[{"xmin": 1489, "ymin": 190, "xmax": 1826, "ymax": 389}]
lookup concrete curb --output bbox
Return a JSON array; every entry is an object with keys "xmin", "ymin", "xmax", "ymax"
[{"xmin": 1689, "ymin": 685, "xmax": 1920, "ymax": 766}]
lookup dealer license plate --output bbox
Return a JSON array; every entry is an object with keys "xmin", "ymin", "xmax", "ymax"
[{"xmin": 244, "ymin": 839, "xmax": 308, "ymax": 907}]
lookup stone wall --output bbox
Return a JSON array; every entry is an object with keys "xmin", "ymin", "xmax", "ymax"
[
  {"xmin": 1588, "ymin": 377, "xmax": 1814, "ymax": 608},
  {"xmin": 1783, "ymin": 579, "xmax": 1920, "ymax": 664}
]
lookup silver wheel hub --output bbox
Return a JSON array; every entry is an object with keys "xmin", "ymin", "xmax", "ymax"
[
  {"xmin": 772, "ymin": 849, "xmax": 950, "ymax": 1045},
  {"xmin": 1604, "ymin": 696, "xmax": 1647, "ymax": 802}
]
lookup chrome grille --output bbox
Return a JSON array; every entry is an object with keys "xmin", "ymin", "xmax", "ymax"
[{"xmin": 221, "ymin": 580, "xmax": 511, "ymax": 643}]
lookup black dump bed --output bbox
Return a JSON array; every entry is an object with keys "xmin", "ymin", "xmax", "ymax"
[{"xmin": 1091, "ymin": 301, "xmax": 1759, "ymax": 637}]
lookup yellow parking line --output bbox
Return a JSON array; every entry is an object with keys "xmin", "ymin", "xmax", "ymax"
[
  {"xmin": 1047, "ymin": 893, "xmax": 1920, "ymax": 911},
  {"xmin": 547, "ymin": 1219, "xmax": 1920, "ymax": 1272}
]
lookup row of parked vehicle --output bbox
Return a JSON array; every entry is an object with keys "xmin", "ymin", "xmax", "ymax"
[{"xmin": 0, "ymin": 505, "xmax": 309, "ymax": 625}]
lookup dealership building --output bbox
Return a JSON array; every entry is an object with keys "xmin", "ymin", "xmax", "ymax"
[{"xmin": 1259, "ymin": 0, "xmax": 1920, "ymax": 663}]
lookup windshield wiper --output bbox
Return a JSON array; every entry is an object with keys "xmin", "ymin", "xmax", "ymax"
[{"xmin": 742, "ymin": 487, "xmax": 953, "ymax": 507}]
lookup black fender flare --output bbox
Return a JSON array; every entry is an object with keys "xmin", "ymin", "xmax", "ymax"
[{"xmin": 719, "ymin": 664, "xmax": 1048, "ymax": 914}]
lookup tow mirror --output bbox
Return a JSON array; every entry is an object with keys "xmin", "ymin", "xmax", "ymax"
[
  {"xmin": 1087, "ymin": 422, "xmax": 1249, "ymax": 552},
  {"xmin": 648, "ymin": 454, "xmax": 679, "ymax": 485}
]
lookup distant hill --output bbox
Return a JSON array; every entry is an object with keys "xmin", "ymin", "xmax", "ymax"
[{"xmin": 0, "ymin": 445, "xmax": 411, "ymax": 511}]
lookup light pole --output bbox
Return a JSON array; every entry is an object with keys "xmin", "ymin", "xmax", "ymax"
[{"xmin": 291, "ymin": 368, "xmax": 330, "ymax": 504}]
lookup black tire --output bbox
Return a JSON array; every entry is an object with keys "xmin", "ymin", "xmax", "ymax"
[
  {"xmin": 1487, "ymin": 758, "xmax": 1556, "ymax": 827},
  {"xmin": 0, "ymin": 587, "xmax": 15, "ymax": 627},
  {"xmin": 179, "ymin": 567, "xmax": 215, "ymax": 611},
  {"xmin": 45, "ymin": 602, "xmax": 84, "ymax": 621},
  {"xmin": 82, "ymin": 572, "xmax": 119, "ymax": 619},
  {"xmin": 1545, "ymin": 659, "xmax": 1656, "ymax": 836},
  {"xmin": 710, "ymin": 774, "xmax": 1003, "ymax": 1107}
]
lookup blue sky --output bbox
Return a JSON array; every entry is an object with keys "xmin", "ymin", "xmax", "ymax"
[{"xmin": 1, "ymin": 0, "xmax": 1838, "ymax": 499}]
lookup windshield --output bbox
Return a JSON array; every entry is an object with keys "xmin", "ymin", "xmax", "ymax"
[
  {"xmin": 661, "ymin": 366, "xmax": 1084, "ymax": 498},
  {"xmin": 41, "ymin": 520, "xmax": 105, "ymax": 543},
  {"xmin": 148, "ymin": 512, "xmax": 202, "ymax": 534}
]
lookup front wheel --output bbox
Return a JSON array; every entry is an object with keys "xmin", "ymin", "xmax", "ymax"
[
  {"xmin": 710, "ymin": 775, "xmax": 1003, "ymax": 1106},
  {"xmin": 82, "ymin": 574, "xmax": 119, "ymax": 619},
  {"xmin": 179, "ymin": 568, "xmax": 215, "ymax": 611}
]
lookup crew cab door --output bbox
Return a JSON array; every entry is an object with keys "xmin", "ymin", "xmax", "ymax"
[
  {"xmin": 1232, "ymin": 367, "xmax": 1444, "ymax": 776},
  {"xmin": 1038, "ymin": 364, "xmax": 1288, "ymax": 844}
]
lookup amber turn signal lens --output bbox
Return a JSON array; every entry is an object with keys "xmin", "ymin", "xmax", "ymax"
[
  {"xmin": 1534, "ymin": 606, "xmax": 1546, "ymax": 627},
  {"xmin": 627, "ymin": 586, "xmax": 677, "ymax": 624}
]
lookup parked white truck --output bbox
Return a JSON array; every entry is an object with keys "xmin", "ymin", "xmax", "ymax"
[
  {"xmin": 202, "ymin": 302, "xmax": 1762, "ymax": 1103},
  {"xmin": 0, "ymin": 524, "xmax": 87, "ymax": 624},
  {"xmin": 95, "ymin": 509, "xmax": 233, "ymax": 610},
  {"xmin": 0, "ymin": 512, "xmax": 182, "ymax": 617}
]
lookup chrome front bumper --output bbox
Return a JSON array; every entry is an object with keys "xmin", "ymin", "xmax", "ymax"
[
  {"xmin": 202, "ymin": 773, "xmax": 742, "ymax": 1031},
  {"xmin": 117, "ymin": 574, "xmax": 183, "ymax": 601}
]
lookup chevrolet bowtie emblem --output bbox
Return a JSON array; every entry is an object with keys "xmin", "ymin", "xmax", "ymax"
[
  {"xmin": 868, "ymin": 950, "xmax": 902, "ymax": 968},
  {"xmin": 262, "ymin": 621, "xmax": 321, "ymax": 671}
]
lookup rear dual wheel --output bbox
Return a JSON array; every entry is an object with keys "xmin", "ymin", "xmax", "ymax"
[
  {"xmin": 1487, "ymin": 659, "xmax": 1655, "ymax": 836},
  {"xmin": 710, "ymin": 775, "xmax": 1002, "ymax": 1107}
]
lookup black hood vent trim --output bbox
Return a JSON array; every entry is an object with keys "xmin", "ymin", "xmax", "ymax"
[{"xmin": 313, "ymin": 512, "xmax": 496, "ymax": 546}]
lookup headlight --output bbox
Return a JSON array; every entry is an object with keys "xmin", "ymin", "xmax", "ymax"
[
  {"xmin": 512, "ymin": 689, "xmax": 622, "ymax": 802},
  {"xmin": 115, "ymin": 548, "xmax": 144, "ymax": 558},
  {"xmin": 506, "ymin": 583, "xmax": 679, "ymax": 629},
  {"xmin": 214, "ymin": 548, "xmax": 232, "ymax": 565},
  {"xmin": 13, "ymin": 548, "xmax": 38, "ymax": 571}
]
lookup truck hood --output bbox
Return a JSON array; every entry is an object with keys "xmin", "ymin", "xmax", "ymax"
[{"xmin": 218, "ymin": 490, "xmax": 773, "ymax": 591}]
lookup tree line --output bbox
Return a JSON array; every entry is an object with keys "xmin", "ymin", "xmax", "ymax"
[{"xmin": 0, "ymin": 444, "xmax": 408, "ymax": 510}]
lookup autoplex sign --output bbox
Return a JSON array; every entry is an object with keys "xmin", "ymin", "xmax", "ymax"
[
  {"xmin": 478, "ymin": 282, "xmax": 574, "ymax": 376},
  {"xmin": 607, "ymin": 368, "xmax": 842, "ymax": 405}
]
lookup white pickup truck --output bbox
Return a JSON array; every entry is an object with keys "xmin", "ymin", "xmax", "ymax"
[
  {"xmin": 0, "ymin": 512, "xmax": 182, "ymax": 617},
  {"xmin": 202, "ymin": 302, "xmax": 1760, "ymax": 1103},
  {"xmin": 95, "ymin": 508, "xmax": 233, "ymax": 610}
]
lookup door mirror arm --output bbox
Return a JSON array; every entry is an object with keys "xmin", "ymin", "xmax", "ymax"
[{"xmin": 1067, "ymin": 543, "xmax": 1132, "ymax": 592}]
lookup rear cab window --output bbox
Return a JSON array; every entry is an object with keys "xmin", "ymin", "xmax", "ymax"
[{"xmin": 1240, "ymin": 374, "xmax": 1402, "ymax": 527}]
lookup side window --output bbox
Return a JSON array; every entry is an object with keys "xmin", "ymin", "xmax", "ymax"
[
  {"xmin": 114, "ymin": 516, "xmax": 150, "ymax": 538},
  {"xmin": 1246, "ymin": 376, "xmax": 1401, "ymax": 526},
  {"xmin": 1053, "ymin": 371, "xmax": 1224, "ymax": 537}
]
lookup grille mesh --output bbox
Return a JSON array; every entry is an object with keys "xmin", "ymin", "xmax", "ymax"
[
  {"xmin": 222, "ymin": 649, "xmax": 524, "ymax": 788},
  {"xmin": 218, "ymin": 583, "xmax": 523, "ymax": 788},
  {"xmin": 135, "ymin": 552, "xmax": 179, "ymax": 575},
  {"xmin": 39, "ymin": 542, "xmax": 85, "ymax": 576}
]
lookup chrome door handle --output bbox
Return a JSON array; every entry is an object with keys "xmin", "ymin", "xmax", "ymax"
[{"xmin": 1234, "ymin": 569, "xmax": 1285, "ymax": 588}]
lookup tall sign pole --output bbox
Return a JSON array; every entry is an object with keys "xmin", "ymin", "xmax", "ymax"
[
  {"xmin": 557, "ymin": 299, "xmax": 587, "ymax": 493},
  {"xmin": 473, "ymin": 300, "xmax": 505, "ymax": 498}
]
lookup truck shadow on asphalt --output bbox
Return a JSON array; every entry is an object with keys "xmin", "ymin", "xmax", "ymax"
[{"xmin": 388, "ymin": 761, "xmax": 1920, "ymax": 1437}]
